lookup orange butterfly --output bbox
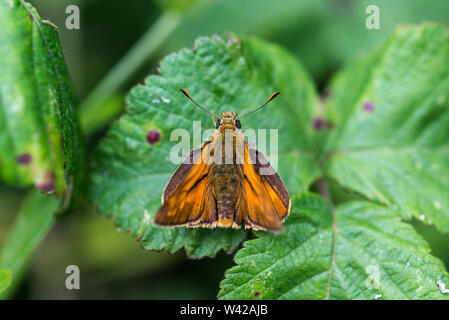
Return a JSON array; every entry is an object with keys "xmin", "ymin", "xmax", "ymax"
[{"xmin": 154, "ymin": 89, "xmax": 290, "ymax": 232}]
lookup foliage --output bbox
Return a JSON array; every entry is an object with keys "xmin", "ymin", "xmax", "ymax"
[
  {"xmin": 0, "ymin": 0, "xmax": 83, "ymax": 208},
  {"xmin": 88, "ymin": 35, "xmax": 321, "ymax": 258},
  {"xmin": 1, "ymin": 0, "xmax": 449, "ymax": 300},
  {"xmin": 325, "ymin": 24, "xmax": 449, "ymax": 233},
  {"xmin": 169, "ymin": 0, "xmax": 449, "ymax": 81},
  {"xmin": 219, "ymin": 194, "xmax": 449, "ymax": 299},
  {"xmin": 89, "ymin": 23, "xmax": 449, "ymax": 298},
  {"xmin": 0, "ymin": 0, "xmax": 81, "ymax": 296}
]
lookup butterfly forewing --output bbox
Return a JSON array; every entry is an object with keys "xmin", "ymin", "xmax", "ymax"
[
  {"xmin": 154, "ymin": 143, "xmax": 217, "ymax": 226},
  {"xmin": 238, "ymin": 143, "xmax": 289, "ymax": 231}
]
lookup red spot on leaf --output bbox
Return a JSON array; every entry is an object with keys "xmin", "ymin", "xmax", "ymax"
[
  {"xmin": 364, "ymin": 102, "xmax": 374, "ymax": 112},
  {"xmin": 17, "ymin": 153, "xmax": 32, "ymax": 165},
  {"xmin": 313, "ymin": 118, "xmax": 325, "ymax": 130},
  {"xmin": 38, "ymin": 182, "xmax": 54, "ymax": 193},
  {"xmin": 37, "ymin": 172, "xmax": 56, "ymax": 193},
  {"xmin": 146, "ymin": 130, "xmax": 161, "ymax": 144},
  {"xmin": 313, "ymin": 118, "xmax": 333, "ymax": 131}
]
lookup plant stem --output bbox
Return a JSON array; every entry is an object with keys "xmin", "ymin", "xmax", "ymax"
[
  {"xmin": 0, "ymin": 190, "xmax": 58, "ymax": 299},
  {"xmin": 79, "ymin": 10, "xmax": 181, "ymax": 130}
]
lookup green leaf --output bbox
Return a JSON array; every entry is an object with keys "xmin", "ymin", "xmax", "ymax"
[
  {"xmin": 0, "ymin": 189, "xmax": 58, "ymax": 299},
  {"xmin": 0, "ymin": 0, "xmax": 83, "ymax": 206},
  {"xmin": 219, "ymin": 194, "xmax": 449, "ymax": 300},
  {"xmin": 88, "ymin": 35, "xmax": 321, "ymax": 258},
  {"xmin": 325, "ymin": 23, "xmax": 449, "ymax": 233},
  {"xmin": 0, "ymin": 269, "xmax": 11, "ymax": 296}
]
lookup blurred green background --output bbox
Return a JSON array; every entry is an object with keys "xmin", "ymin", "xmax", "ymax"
[{"xmin": 1, "ymin": 0, "xmax": 449, "ymax": 299}]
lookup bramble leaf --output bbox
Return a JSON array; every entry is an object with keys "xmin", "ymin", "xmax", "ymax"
[
  {"xmin": 325, "ymin": 23, "xmax": 449, "ymax": 233},
  {"xmin": 88, "ymin": 35, "xmax": 321, "ymax": 258},
  {"xmin": 219, "ymin": 194, "xmax": 449, "ymax": 300},
  {"xmin": 0, "ymin": 0, "xmax": 83, "ymax": 207}
]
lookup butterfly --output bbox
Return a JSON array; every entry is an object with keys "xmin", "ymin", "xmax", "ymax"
[{"xmin": 154, "ymin": 89, "xmax": 290, "ymax": 232}]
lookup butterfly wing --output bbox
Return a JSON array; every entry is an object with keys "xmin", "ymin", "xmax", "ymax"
[
  {"xmin": 238, "ymin": 143, "xmax": 290, "ymax": 231},
  {"xmin": 154, "ymin": 142, "xmax": 217, "ymax": 227},
  {"xmin": 248, "ymin": 147, "xmax": 290, "ymax": 221}
]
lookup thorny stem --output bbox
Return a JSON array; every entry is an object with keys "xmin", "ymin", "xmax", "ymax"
[
  {"xmin": 79, "ymin": 11, "xmax": 181, "ymax": 133},
  {"xmin": 317, "ymin": 176, "xmax": 338, "ymax": 300}
]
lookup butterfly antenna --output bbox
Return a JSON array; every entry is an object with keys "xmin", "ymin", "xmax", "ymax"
[
  {"xmin": 237, "ymin": 91, "xmax": 281, "ymax": 119},
  {"xmin": 179, "ymin": 89, "xmax": 220, "ymax": 119}
]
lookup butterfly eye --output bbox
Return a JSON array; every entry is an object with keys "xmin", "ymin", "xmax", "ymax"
[
  {"xmin": 216, "ymin": 119, "xmax": 221, "ymax": 129},
  {"xmin": 235, "ymin": 120, "xmax": 241, "ymax": 129}
]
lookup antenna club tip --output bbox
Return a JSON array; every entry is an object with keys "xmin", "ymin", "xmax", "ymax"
[
  {"xmin": 179, "ymin": 88, "xmax": 190, "ymax": 97},
  {"xmin": 266, "ymin": 91, "xmax": 281, "ymax": 102}
]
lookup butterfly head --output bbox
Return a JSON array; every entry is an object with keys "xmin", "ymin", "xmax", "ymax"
[{"xmin": 216, "ymin": 112, "xmax": 241, "ymax": 130}]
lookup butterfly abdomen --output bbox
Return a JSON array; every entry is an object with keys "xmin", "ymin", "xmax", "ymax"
[{"xmin": 211, "ymin": 163, "xmax": 243, "ymax": 227}]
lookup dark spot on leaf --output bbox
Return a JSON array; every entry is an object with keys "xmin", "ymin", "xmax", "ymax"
[
  {"xmin": 313, "ymin": 118, "xmax": 334, "ymax": 131},
  {"xmin": 253, "ymin": 291, "xmax": 260, "ymax": 297},
  {"xmin": 146, "ymin": 129, "xmax": 161, "ymax": 144},
  {"xmin": 17, "ymin": 153, "xmax": 32, "ymax": 165},
  {"xmin": 38, "ymin": 181, "xmax": 54, "ymax": 193},
  {"xmin": 364, "ymin": 101, "xmax": 374, "ymax": 112},
  {"xmin": 38, "ymin": 172, "xmax": 56, "ymax": 193},
  {"xmin": 29, "ymin": 13, "xmax": 34, "ymax": 21},
  {"xmin": 313, "ymin": 118, "xmax": 325, "ymax": 130}
]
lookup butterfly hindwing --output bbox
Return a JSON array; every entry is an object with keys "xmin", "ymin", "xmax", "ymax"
[
  {"xmin": 237, "ymin": 143, "xmax": 290, "ymax": 231},
  {"xmin": 248, "ymin": 147, "xmax": 290, "ymax": 220}
]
